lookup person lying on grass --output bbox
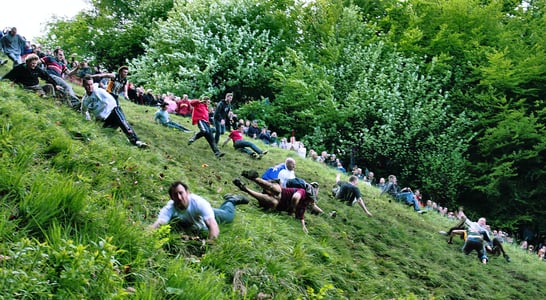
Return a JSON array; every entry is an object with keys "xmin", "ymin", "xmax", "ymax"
[
  {"xmin": 150, "ymin": 181, "xmax": 248, "ymax": 240},
  {"xmin": 233, "ymin": 170, "xmax": 322, "ymax": 234}
]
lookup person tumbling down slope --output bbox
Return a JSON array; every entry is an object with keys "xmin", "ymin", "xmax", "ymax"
[{"xmin": 233, "ymin": 170, "xmax": 321, "ymax": 234}]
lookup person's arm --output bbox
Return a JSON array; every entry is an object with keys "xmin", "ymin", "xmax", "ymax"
[
  {"xmin": 301, "ymin": 219, "xmax": 308, "ymax": 234},
  {"xmin": 356, "ymin": 198, "xmax": 372, "ymax": 216},
  {"xmin": 221, "ymin": 135, "xmax": 231, "ymax": 147},
  {"xmin": 335, "ymin": 173, "xmax": 341, "ymax": 184},
  {"xmin": 205, "ymin": 217, "xmax": 220, "ymax": 240},
  {"xmin": 149, "ymin": 219, "xmax": 167, "ymax": 229}
]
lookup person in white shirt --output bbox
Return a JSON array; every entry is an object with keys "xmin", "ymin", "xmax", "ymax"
[
  {"xmin": 81, "ymin": 75, "xmax": 147, "ymax": 147},
  {"xmin": 149, "ymin": 181, "xmax": 248, "ymax": 240},
  {"xmin": 277, "ymin": 157, "xmax": 296, "ymax": 188}
]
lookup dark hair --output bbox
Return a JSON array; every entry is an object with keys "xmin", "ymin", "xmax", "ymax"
[
  {"xmin": 168, "ymin": 181, "xmax": 189, "ymax": 200},
  {"xmin": 82, "ymin": 75, "xmax": 93, "ymax": 82},
  {"xmin": 118, "ymin": 65, "xmax": 129, "ymax": 73}
]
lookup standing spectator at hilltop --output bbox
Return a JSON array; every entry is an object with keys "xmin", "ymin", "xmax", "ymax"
[
  {"xmin": 187, "ymin": 96, "xmax": 225, "ymax": 158},
  {"xmin": 176, "ymin": 94, "xmax": 192, "ymax": 116},
  {"xmin": 213, "ymin": 92, "xmax": 233, "ymax": 144},
  {"xmin": 1, "ymin": 27, "xmax": 26, "ymax": 67}
]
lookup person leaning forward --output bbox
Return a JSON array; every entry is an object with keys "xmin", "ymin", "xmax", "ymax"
[{"xmin": 149, "ymin": 181, "xmax": 249, "ymax": 240}]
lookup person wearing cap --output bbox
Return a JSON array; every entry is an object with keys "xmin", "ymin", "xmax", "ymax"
[
  {"xmin": 80, "ymin": 75, "xmax": 147, "ymax": 148},
  {"xmin": 154, "ymin": 102, "xmax": 192, "ymax": 132}
]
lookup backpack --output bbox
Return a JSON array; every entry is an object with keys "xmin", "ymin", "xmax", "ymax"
[{"xmin": 286, "ymin": 178, "xmax": 319, "ymax": 203}]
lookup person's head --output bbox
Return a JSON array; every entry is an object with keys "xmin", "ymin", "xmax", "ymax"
[
  {"xmin": 426, "ymin": 199, "xmax": 432, "ymax": 206},
  {"xmin": 237, "ymin": 123, "xmax": 244, "ymax": 132},
  {"xmin": 477, "ymin": 217, "xmax": 487, "ymax": 226},
  {"xmin": 379, "ymin": 177, "xmax": 385, "ymax": 184},
  {"xmin": 160, "ymin": 102, "xmax": 168, "ymax": 110},
  {"xmin": 388, "ymin": 175, "xmax": 397, "ymax": 183},
  {"xmin": 414, "ymin": 189, "xmax": 421, "ymax": 196},
  {"xmin": 169, "ymin": 181, "xmax": 190, "ymax": 210},
  {"xmin": 82, "ymin": 75, "xmax": 96, "ymax": 95},
  {"xmin": 182, "ymin": 94, "xmax": 188, "ymax": 100},
  {"xmin": 9, "ymin": 27, "xmax": 17, "ymax": 36},
  {"xmin": 285, "ymin": 157, "xmax": 296, "ymax": 171},
  {"xmin": 348, "ymin": 175, "xmax": 359, "ymax": 185},
  {"xmin": 24, "ymin": 54, "xmax": 40, "ymax": 69},
  {"xmin": 252, "ymin": 120, "xmax": 258, "ymax": 127},
  {"xmin": 53, "ymin": 48, "xmax": 64, "ymax": 60},
  {"xmin": 118, "ymin": 66, "xmax": 129, "ymax": 78},
  {"xmin": 367, "ymin": 171, "xmax": 375, "ymax": 179},
  {"xmin": 200, "ymin": 95, "xmax": 210, "ymax": 103},
  {"xmin": 225, "ymin": 92, "xmax": 233, "ymax": 102}
]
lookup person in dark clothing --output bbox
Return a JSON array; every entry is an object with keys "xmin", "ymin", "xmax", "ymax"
[
  {"xmin": 332, "ymin": 174, "xmax": 373, "ymax": 217},
  {"xmin": 213, "ymin": 93, "xmax": 233, "ymax": 144},
  {"xmin": 1, "ymin": 54, "xmax": 57, "ymax": 97}
]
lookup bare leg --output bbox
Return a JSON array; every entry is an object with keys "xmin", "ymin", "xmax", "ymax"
[
  {"xmin": 233, "ymin": 178, "xmax": 279, "ymax": 209},
  {"xmin": 448, "ymin": 229, "xmax": 466, "ymax": 244}
]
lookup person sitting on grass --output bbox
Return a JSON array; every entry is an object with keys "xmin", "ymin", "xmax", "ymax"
[
  {"xmin": 81, "ymin": 75, "xmax": 147, "ymax": 148},
  {"xmin": 149, "ymin": 181, "xmax": 249, "ymax": 240},
  {"xmin": 222, "ymin": 123, "xmax": 268, "ymax": 159},
  {"xmin": 332, "ymin": 173, "xmax": 373, "ymax": 217},
  {"xmin": 379, "ymin": 174, "xmax": 426, "ymax": 214},
  {"xmin": 154, "ymin": 102, "xmax": 192, "ymax": 132},
  {"xmin": 233, "ymin": 170, "xmax": 321, "ymax": 234},
  {"xmin": 1, "ymin": 54, "xmax": 57, "ymax": 97}
]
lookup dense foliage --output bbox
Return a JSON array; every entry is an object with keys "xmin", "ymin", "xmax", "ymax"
[{"xmin": 31, "ymin": 0, "xmax": 546, "ymax": 234}]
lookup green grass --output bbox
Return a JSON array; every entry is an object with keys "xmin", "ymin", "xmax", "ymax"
[{"xmin": 1, "ymin": 61, "xmax": 545, "ymax": 299}]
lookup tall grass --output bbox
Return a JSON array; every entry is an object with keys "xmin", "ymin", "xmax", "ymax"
[{"xmin": 0, "ymin": 72, "xmax": 545, "ymax": 299}]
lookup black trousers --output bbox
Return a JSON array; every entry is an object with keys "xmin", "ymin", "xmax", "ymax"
[{"xmin": 103, "ymin": 107, "xmax": 139, "ymax": 144}]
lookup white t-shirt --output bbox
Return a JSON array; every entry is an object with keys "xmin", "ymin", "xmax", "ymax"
[
  {"xmin": 278, "ymin": 169, "xmax": 295, "ymax": 188},
  {"xmin": 156, "ymin": 194, "xmax": 215, "ymax": 231},
  {"xmin": 82, "ymin": 87, "xmax": 117, "ymax": 120}
]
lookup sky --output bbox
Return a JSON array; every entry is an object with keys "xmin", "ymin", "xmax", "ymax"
[{"xmin": 0, "ymin": 0, "xmax": 90, "ymax": 42}]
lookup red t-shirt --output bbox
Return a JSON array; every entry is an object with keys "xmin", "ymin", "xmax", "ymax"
[
  {"xmin": 190, "ymin": 100, "xmax": 210, "ymax": 125},
  {"xmin": 228, "ymin": 130, "xmax": 243, "ymax": 142}
]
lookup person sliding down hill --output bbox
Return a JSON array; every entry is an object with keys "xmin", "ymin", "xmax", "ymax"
[
  {"xmin": 233, "ymin": 170, "xmax": 321, "ymax": 234},
  {"xmin": 221, "ymin": 123, "xmax": 268, "ymax": 159},
  {"xmin": 154, "ymin": 102, "xmax": 192, "ymax": 132},
  {"xmin": 332, "ymin": 173, "xmax": 373, "ymax": 217},
  {"xmin": 149, "ymin": 181, "xmax": 249, "ymax": 240},
  {"xmin": 81, "ymin": 75, "xmax": 147, "ymax": 148}
]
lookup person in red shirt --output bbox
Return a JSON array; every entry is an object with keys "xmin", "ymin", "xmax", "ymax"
[
  {"xmin": 221, "ymin": 124, "xmax": 268, "ymax": 159},
  {"xmin": 176, "ymin": 94, "xmax": 192, "ymax": 117},
  {"xmin": 188, "ymin": 96, "xmax": 224, "ymax": 158}
]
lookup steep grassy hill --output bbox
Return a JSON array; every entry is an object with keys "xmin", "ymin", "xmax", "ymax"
[{"xmin": 0, "ymin": 70, "xmax": 545, "ymax": 299}]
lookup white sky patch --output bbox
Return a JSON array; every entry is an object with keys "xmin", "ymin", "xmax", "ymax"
[{"xmin": 0, "ymin": 0, "xmax": 89, "ymax": 42}]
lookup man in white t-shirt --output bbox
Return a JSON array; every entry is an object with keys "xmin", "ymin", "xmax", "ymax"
[
  {"xmin": 149, "ymin": 181, "xmax": 248, "ymax": 240},
  {"xmin": 277, "ymin": 157, "xmax": 296, "ymax": 187}
]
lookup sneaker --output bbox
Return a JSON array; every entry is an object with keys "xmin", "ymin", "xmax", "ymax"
[
  {"xmin": 0, "ymin": 59, "xmax": 7, "ymax": 66},
  {"xmin": 223, "ymin": 194, "xmax": 249, "ymax": 205},
  {"xmin": 438, "ymin": 231, "xmax": 448, "ymax": 236},
  {"xmin": 505, "ymin": 255, "xmax": 511, "ymax": 262},
  {"xmin": 251, "ymin": 152, "xmax": 259, "ymax": 159},
  {"xmin": 215, "ymin": 152, "xmax": 225, "ymax": 158},
  {"xmin": 261, "ymin": 150, "xmax": 268, "ymax": 155},
  {"xmin": 417, "ymin": 210, "xmax": 427, "ymax": 214},
  {"xmin": 188, "ymin": 137, "xmax": 195, "ymax": 145},
  {"xmin": 232, "ymin": 178, "xmax": 246, "ymax": 191},
  {"xmin": 241, "ymin": 170, "xmax": 259, "ymax": 180},
  {"xmin": 135, "ymin": 141, "xmax": 148, "ymax": 148}
]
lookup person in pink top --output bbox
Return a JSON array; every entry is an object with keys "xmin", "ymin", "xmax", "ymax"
[
  {"xmin": 221, "ymin": 123, "xmax": 268, "ymax": 159},
  {"xmin": 188, "ymin": 96, "xmax": 225, "ymax": 158}
]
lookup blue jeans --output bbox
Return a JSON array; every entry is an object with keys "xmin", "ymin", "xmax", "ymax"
[
  {"xmin": 234, "ymin": 140, "xmax": 263, "ymax": 155},
  {"xmin": 164, "ymin": 121, "xmax": 190, "ymax": 132},
  {"xmin": 213, "ymin": 201, "xmax": 236, "ymax": 224},
  {"xmin": 396, "ymin": 192, "xmax": 421, "ymax": 211},
  {"xmin": 214, "ymin": 119, "xmax": 226, "ymax": 144}
]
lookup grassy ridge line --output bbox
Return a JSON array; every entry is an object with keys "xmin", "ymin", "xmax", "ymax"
[{"xmin": 0, "ymin": 79, "xmax": 545, "ymax": 299}]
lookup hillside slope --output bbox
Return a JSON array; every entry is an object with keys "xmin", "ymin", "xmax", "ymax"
[{"xmin": 0, "ymin": 80, "xmax": 545, "ymax": 299}]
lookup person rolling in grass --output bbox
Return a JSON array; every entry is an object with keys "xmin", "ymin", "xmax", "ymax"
[{"xmin": 150, "ymin": 181, "xmax": 248, "ymax": 240}]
